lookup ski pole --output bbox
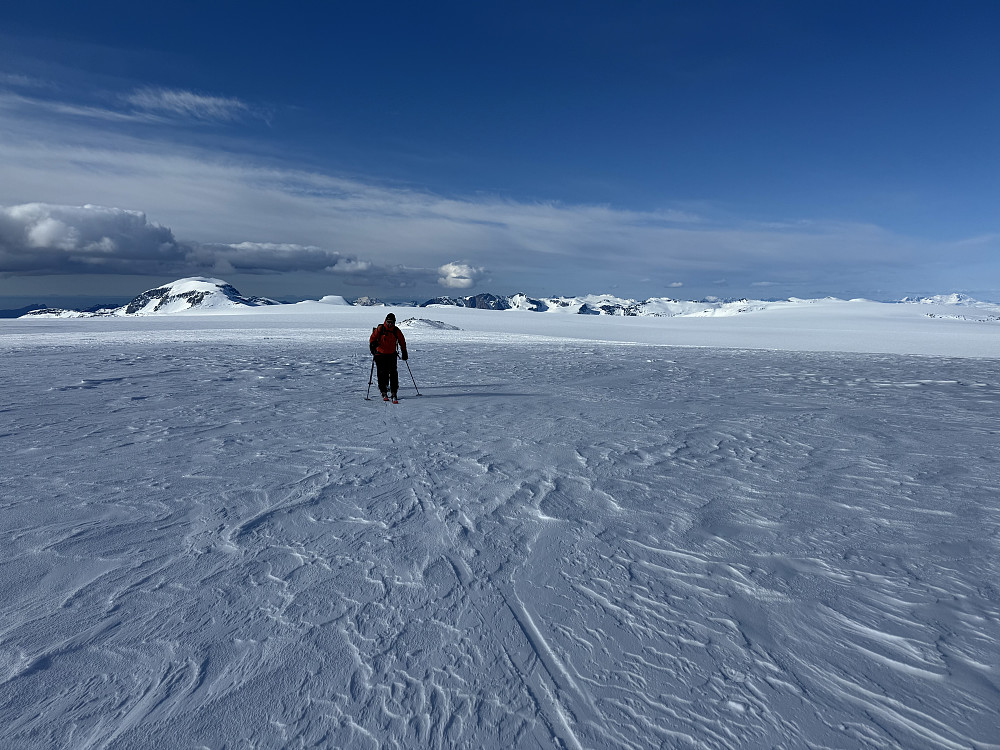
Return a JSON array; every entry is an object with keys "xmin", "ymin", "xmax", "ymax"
[
  {"xmin": 404, "ymin": 358, "xmax": 421, "ymax": 396},
  {"xmin": 364, "ymin": 357, "xmax": 375, "ymax": 400}
]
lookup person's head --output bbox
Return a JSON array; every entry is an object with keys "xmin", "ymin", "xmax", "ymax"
[{"xmin": 385, "ymin": 313, "xmax": 395, "ymax": 328}]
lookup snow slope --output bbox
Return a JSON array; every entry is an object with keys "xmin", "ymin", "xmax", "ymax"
[{"xmin": 1, "ymin": 310, "xmax": 998, "ymax": 749}]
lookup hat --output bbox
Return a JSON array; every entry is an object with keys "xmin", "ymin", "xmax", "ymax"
[{"xmin": 385, "ymin": 313, "xmax": 396, "ymax": 322}]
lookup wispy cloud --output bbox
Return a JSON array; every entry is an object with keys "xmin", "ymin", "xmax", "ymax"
[
  {"xmin": 125, "ymin": 87, "xmax": 251, "ymax": 122},
  {"xmin": 0, "ymin": 92, "xmax": 155, "ymax": 123},
  {"xmin": 0, "ymin": 72, "xmax": 51, "ymax": 89},
  {"xmin": 0, "ymin": 82, "xmax": 979, "ymax": 297},
  {"xmin": 0, "ymin": 80, "xmax": 258, "ymax": 127}
]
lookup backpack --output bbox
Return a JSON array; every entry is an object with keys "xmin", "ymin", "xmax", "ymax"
[{"xmin": 370, "ymin": 324, "xmax": 398, "ymax": 353}]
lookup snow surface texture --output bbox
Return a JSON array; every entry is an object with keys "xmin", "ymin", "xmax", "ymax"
[{"xmin": 2, "ymin": 310, "xmax": 999, "ymax": 749}]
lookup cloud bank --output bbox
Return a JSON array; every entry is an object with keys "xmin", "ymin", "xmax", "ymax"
[
  {"xmin": 0, "ymin": 203, "xmax": 188, "ymax": 275},
  {"xmin": 0, "ymin": 204, "xmax": 430, "ymax": 286}
]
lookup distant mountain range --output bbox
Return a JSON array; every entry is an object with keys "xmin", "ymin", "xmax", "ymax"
[
  {"xmin": 422, "ymin": 292, "xmax": 769, "ymax": 317},
  {"xmin": 12, "ymin": 277, "xmax": 1000, "ymax": 319}
]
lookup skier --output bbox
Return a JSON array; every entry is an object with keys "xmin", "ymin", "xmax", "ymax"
[{"xmin": 369, "ymin": 313, "xmax": 408, "ymax": 403}]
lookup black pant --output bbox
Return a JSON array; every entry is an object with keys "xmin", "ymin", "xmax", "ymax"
[{"xmin": 374, "ymin": 353, "xmax": 399, "ymax": 395}]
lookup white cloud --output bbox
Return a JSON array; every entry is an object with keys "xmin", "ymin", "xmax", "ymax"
[
  {"xmin": 0, "ymin": 73, "xmax": 48, "ymax": 89},
  {"xmin": 437, "ymin": 262, "xmax": 485, "ymax": 289},
  {"xmin": 668, "ymin": 281, "xmax": 684, "ymax": 288},
  {"xmin": 26, "ymin": 216, "xmax": 77, "ymax": 249},
  {"xmin": 326, "ymin": 259, "xmax": 372, "ymax": 273},
  {"xmin": 0, "ymin": 92, "xmax": 154, "ymax": 123},
  {"xmin": 125, "ymin": 87, "xmax": 250, "ymax": 122},
  {"xmin": 0, "ymin": 85, "xmax": 256, "ymax": 127}
]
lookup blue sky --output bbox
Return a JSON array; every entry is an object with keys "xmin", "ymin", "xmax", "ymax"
[{"xmin": 1, "ymin": 1, "xmax": 998, "ymax": 306}]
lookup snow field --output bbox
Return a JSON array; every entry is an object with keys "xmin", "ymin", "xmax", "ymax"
[{"xmin": 1, "ymin": 335, "xmax": 999, "ymax": 749}]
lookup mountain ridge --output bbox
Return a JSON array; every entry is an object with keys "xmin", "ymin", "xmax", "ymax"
[{"xmin": 17, "ymin": 277, "xmax": 1000, "ymax": 319}]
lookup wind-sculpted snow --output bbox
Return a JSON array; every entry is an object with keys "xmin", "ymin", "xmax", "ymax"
[{"xmin": 2, "ymin": 335, "xmax": 999, "ymax": 748}]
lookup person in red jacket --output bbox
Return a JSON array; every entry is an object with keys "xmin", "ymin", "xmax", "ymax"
[{"xmin": 369, "ymin": 312, "xmax": 408, "ymax": 402}]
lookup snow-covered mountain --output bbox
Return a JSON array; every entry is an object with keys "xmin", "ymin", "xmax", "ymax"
[
  {"xmin": 422, "ymin": 292, "xmax": 515, "ymax": 311},
  {"xmin": 425, "ymin": 291, "xmax": 782, "ymax": 317},
  {"xmin": 902, "ymin": 292, "xmax": 980, "ymax": 305},
  {"xmin": 24, "ymin": 277, "xmax": 280, "ymax": 317},
  {"xmin": 422, "ymin": 290, "xmax": 1000, "ymax": 319},
  {"xmin": 352, "ymin": 296, "xmax": 386, "ymax": 306},
  {"xmin": 18, "ymin": 277, "xmax": 1000, "ymax": 321}
]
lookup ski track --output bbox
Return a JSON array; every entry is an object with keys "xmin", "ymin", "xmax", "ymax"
[{"xmin": 1, "ymin": 340, "xmax": 999, "ymax": 749}]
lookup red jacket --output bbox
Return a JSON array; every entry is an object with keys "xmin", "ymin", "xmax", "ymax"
[{"xmin": 370, "ymin": 323, "xmax": 407, "ymax": 356}]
